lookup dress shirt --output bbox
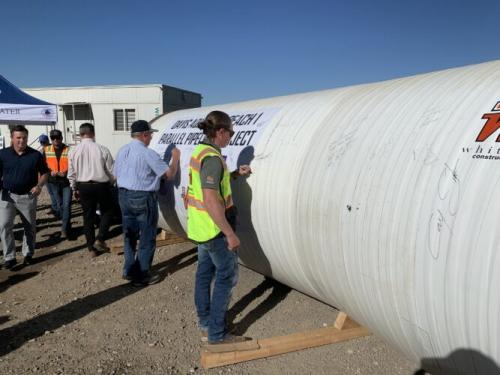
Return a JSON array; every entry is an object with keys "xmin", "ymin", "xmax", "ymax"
[
  {"xmin": 68, "ymin": 138, "xmax": 114, "ymax": 189},
  {"xmin": 114, "ymin": 139, "xmax": 169, "ymax": 192}
]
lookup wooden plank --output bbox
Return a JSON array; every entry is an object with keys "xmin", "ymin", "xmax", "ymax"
[
  {"xmin": 110, "ymin": 232, "xmax": 189, "ymax": 255},
  {"xmin": 201, "ymin": 323, "xmax": 371, "ymax": 369},
  {"xmin": 155, "ymin": 236, "xmax": 190, "ymax": 247},
  {"xmin": 204, "ymin": 339, "xmax": 260, "ymax": 353}
]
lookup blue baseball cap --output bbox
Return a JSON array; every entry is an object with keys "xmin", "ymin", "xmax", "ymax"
[{"xmin": 39, "ymin": 134, "xmax": 49, "ymax": 144}]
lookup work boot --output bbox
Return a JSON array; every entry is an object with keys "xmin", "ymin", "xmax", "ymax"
[
  {"xmin": 132, "ymin": 274, "xmax": 160, "ymax": 287},
  {"xmin": 4, "ymin": 259, "xmax": 17, "ymax": 270},
  {"xmin": 94, "ymin": 240, "xmax": 110, "ymax": 253},
  {"xmin": 23, "ymin": 255, "xmax": 34, "ymax": 265},
  {"xmin": 207, "ymin": 334, "xmax": 252, "ymax": 346}
]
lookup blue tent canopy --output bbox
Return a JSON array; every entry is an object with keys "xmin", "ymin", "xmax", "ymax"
[{"xmin": 0, "ymin": 75, "xmax": 57, "ymax": 125}]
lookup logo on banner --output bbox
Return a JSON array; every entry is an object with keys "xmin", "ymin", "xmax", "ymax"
[{"xmin": 41, "ymin": 108, "xmax": 53, "ymax": 117}]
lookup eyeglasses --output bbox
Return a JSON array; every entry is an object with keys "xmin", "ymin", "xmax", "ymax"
[
  {"xmin": 50, "ymin": 136, "xmax": 61, "ymax": 140},
  {"xmin": 225, "ymin": 128, "xmax": 235, "ymax": 137}
]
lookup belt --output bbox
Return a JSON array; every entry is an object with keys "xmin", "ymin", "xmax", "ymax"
[
  {"xmin": 119, "ymin": 187, "xmax": 155, "ymax": 193},
  {"xmin": 78, "ymin": 180, "xmax": 108, "ymax": 184}
]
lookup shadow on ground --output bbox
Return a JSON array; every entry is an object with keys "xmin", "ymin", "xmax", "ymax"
[
  {"xmin": 0, "ymin": 246, "xmax": 197, "ymax": 357},
  {"xmin": 0, "ymin": 272, "xmax": 39, "ymax": 293},
  {"xmin": 228, "ymin": 277, "xmax": 291, "ymax": 335}
]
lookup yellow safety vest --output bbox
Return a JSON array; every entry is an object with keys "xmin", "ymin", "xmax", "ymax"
[{"xmin": 187, "ymin": 143, "xmax": 233, "ymax": 242}]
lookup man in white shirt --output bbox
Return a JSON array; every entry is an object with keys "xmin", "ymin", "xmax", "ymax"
[{"xmin": 68, "ymin": 123, "xmax": 114, "ymax": 257}]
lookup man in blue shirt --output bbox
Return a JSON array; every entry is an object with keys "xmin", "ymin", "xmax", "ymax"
[
  {"xmin": 114, "ymin": 120, "xmax": 180, "ymax": 286},
  {"xmin": 0, "ymin": 125, "xmax": 49, "ymax": 269}
]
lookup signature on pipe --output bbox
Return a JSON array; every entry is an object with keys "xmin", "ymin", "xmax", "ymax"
[
  {"xmin": 427, "ymin": 160, "xmax": 461, "ymax": 260},
  {"xmin": 327, "ymin": 128, "xmax": 357, "ymax": 167}
]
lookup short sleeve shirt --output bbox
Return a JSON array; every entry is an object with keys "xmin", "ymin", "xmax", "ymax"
[
  {"xmin": 0, "ymin": 146, "xmax": 49, "ymax": 194},
  {"xmin": 200, "ymin": 156, "xmax": 223, "ymax": 190},
  {"xmin": 114, "ymin": 139, "xmax": 169, "ymax": 191}
]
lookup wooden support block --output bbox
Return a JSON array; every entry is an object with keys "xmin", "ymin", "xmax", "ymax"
[
  {"xmin": 109, "ymin": 232, "xmax": 189, "ymax": 255},
  {"xmin": 158, "ymin": 230, "xmax": 168, "ymax": 240},
  {"xmin": 334, "ymin": 311, "xmax": 348, "ymax": 330},
  {"xmin": 334, "ymin": 311, "xmax": 361, "ymax": 330},
  {"xmin": 201, "ymin": 317, "xmax": 370, "ymax": 369}
]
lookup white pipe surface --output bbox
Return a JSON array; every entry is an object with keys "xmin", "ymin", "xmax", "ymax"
[{"xmin": 150, "ymin": 61, "xmax": 500, "ymax": 374}]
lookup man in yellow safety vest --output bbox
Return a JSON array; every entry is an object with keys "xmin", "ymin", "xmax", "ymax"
[{"xmin": 186, "ymin": 110, "xmax": 251, "ymax": 346}]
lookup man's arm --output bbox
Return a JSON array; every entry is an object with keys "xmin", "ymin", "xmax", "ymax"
[
  {"xmin": 67, "ymin": 149, "xmax": 76, "ymax": 190},
  {"xmin": 31, "ymin": 154, "xmax": 50, "ymax": 196},
  {"xmin": 31, "ymin": 172, "xmax": 49, "ymax": 197},
  {"xmin": 164, "ymin": 147, "xmax": 180, "ymax": 180},
  {"xmin": 230, "ymin": 165, "xmax": 252, "ymax": 179},
  {"xmin": 103, "ymin": 147, "xmax": 115, "ymax": 183},
  {"xmin": 203, "ymin": 188, "xmax": 240, "ymax": 251}
]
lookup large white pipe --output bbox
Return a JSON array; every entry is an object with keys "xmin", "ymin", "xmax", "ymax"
[{"xmin": 150, "ymin": 61, "xmax": 500, "ymax": 374}]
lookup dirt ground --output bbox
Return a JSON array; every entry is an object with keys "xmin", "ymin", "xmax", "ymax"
[{"xmin": 0, "ymin": 191, "xmax": 422, "ymax": 374}]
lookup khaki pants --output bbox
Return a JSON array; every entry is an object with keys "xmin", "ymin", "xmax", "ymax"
[{"xmin": 0, "ymin": 190, "xmax": 37, "ymax": 261}]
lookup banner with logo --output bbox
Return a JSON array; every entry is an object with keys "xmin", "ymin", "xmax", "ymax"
[
  {"xmin": 151, "ymin": 106, "xmax": 280, "ymax": 170},
  {"xmin": 0, "ymin": 103, "xmax": 57, "ymax": 124},
  {"xmin": 0, "ymin": 74, "xmax": 57, "ymax": 125},
  {"xmin": 150, "ymin": 106, "xmax": 280, "ymax": 206}
]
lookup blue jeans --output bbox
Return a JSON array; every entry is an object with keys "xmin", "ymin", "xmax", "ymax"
[
  {"xmin": 118, "ymin": 189, "xmax": 158, "ymax": 281},
  {"xmin": 47, "ymin": 183, "xmax": 72, "ymax": 232},
  {"xmin": 194, "ymin": 236, "xmax": 239, "ymax": 342}
]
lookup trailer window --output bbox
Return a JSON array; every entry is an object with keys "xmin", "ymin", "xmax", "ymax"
[{"xmin": 114, "ymin": 109, "xmax": 136, "ymax": 131}]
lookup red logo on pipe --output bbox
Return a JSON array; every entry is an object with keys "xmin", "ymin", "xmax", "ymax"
[{"xmin": 476, "ymin": 103, "xmax": 500, "ymax": 142}]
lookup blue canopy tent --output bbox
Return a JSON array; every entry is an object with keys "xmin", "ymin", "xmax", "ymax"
[{"xmin": 0, "ymin": 74, "xmax": 57, "ymax": 125}]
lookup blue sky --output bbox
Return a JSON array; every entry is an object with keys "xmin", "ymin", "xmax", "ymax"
[{"xmin": 2, "ymin": 0, "xmax": 500, "ymax": 105}]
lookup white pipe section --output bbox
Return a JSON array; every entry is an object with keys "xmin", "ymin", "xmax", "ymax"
[{"xmin": 150, "ymin": 60, "xmax": 500, "ymax": 374}]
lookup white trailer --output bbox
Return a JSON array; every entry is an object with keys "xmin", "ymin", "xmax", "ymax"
[{"xmin": 0, "ymin": 84, "xmax": 201, "ymax": 156}]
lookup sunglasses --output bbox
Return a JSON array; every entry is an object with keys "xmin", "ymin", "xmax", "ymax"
[
  {"xmin": 50, "ymin": 136, "xmax": 62, "ymax": 140},
  {"xmin": 224, "ymin": 128, "xmax": 235, "ymax": 137}
]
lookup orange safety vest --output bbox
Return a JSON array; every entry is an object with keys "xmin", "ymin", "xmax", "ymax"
[{"xmin": 44, "ymin": 144, "xmax": 69, "ymax": 173}]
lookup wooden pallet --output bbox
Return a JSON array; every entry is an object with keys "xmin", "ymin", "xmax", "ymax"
[
  {"xmin": 201, "ymin": 311, "xmax": 370, "ymax": 369},
  {"xmin": 110, "ymin": 230, "xmax": 189, "ymax": 255}
]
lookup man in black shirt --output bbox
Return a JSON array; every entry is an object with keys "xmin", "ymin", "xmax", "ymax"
[{"xmin": 0, "ymin": 125, "xmax": 49, "ymax": 269}]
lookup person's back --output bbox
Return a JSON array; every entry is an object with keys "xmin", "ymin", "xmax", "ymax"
[
  {"xmin": 115, "ymin": 139, "xmax": 169, "ymax": 192},
  {"xmin": 68, "ymin": 138, "xmax": 113, "ymax": 185},
  {"xmin": 114, "ymin": 119, "xmax": 180, "ymax": 286},
  {"xmin": 68, "ymin": 123, "xmax": 114, "ymax": 257}
]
